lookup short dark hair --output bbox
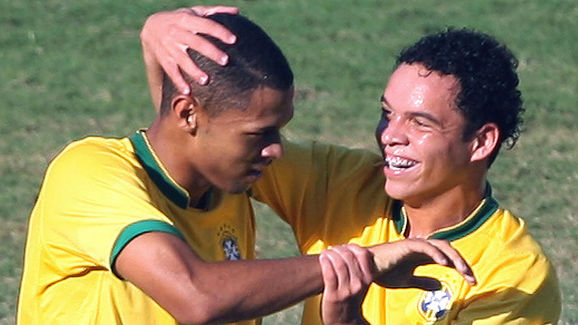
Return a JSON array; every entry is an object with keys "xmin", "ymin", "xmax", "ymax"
[
  {"xmin": 397, "ymin": 28, "xmax": 523, "ymax": 165},
  {"xmin": 160, "ymin": 13, "xmax": 293, "ymax": 116}
]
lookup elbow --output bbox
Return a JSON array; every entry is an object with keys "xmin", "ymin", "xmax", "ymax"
[
  {"xmin": 171, "ymin": 309, "xmax": 213, "ymax": 325},
  {"xmin": 169, "ymin": 298, "xmax": 232, "ymax": 325}
]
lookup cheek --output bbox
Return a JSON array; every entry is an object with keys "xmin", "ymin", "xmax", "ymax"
[
  {"xmin": 375, "ymin": 118, "xmax": 388, "ymax": 156},
  {"xmin": 414, "ymin": 134, "xmax": 454, "ymax": 162},
  {"xmin": 421, "ymin": 138, "xmax": 472, "ymax": 171}
]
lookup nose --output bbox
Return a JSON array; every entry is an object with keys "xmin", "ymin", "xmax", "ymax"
[
  {"xmin": 261, "ymin": 142, "xmax": 284, "ymax": 160},
  {"xmin": 380, "ymin": 117, "xmax": 407, "ymax": 147}
]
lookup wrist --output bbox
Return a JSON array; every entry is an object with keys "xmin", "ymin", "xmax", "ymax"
[
  {"xmin": 329, "ymin": 317, "xmax": 370, "ymax": 325},
  {"xmin": 367, "ymin": 245, "xmax": 390, "ymax": 274}
]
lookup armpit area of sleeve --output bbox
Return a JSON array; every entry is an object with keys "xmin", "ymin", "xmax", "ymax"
[{"xmin": 109, "ymin": 219, "xmax": 185, "ymax": 279}]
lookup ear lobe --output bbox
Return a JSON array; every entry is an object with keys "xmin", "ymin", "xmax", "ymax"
[
  {"xmin": 186, "ymin": 113, "xmax": 197, "ymax": 134},
  {"xmin": 172, "ymin": 95, "xmax": 201, "ymax": 134},
  {"xmin": 470, "ymin": 123, "xmax": 500, "ymax": 162}
]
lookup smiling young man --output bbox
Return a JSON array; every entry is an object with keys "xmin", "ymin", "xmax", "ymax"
[
  {"xmin": 138, "ymin": 10, "xmax": 561, "ymax": 324},
  {"xmin": 18, "ymin": 12, "xmax": 478, "ymax": 325},
  {"xmin": 309, "ymin": 31, "xmax": 562, "ymax": 324}
]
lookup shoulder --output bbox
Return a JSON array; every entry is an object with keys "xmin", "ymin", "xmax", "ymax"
[
  {"xmin": 283, "ymin": 138, "xmax": 381, "ymax": 162},
  {"xmin": 47, "ymin": 136, "xmax": 136, "ymax": 176},
  {"xmin": 463, "ymin": 209, "xmax": 561, "ymax": 322},
  {"xmin": 486, "ymin": 208, "xmax": 546, "ymax": 257},
  {"xmin": 276, "ymin": 138, "xmax": 382, "ymax": 177},
  {"xmin": 42, "ymin": 136, "xmax": 142, "ymax": 194},
  {"xmin": 467, "ymin": 208, "xmax": 559, "ymax": 297}
]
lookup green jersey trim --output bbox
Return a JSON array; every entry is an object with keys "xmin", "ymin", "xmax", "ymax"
[
  {"xmin": 110, "ymin": 219, "xmax": 185, "ymax": 278},
  {"xmin": 129, "ymin": 130, "xmax": 190, "ymax": 209},
  {"xmin": 393, "ymin": 196, "xmax": 499, "ymax": 241}
]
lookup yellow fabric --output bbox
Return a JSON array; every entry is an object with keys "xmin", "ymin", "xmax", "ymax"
[
  {"xmin": 18, "ymin": 133, "xmax": 258, "ymax": 325},
  {"xmin": 253, "ymin": 140, "xmax": 561, "ymax": 325}
]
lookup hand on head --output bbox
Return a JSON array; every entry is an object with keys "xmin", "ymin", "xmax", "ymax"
[{"xmin": 140, "ymin": 5, "xmax": 239, "ymax": 95}]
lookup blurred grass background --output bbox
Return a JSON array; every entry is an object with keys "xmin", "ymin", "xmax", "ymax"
[{"xmin": 1, "ymin": 0, "xmax": 576, "ymax": 323}]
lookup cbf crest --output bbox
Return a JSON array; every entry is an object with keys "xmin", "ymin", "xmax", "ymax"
[
  {"xmin": 217, "ymin": 224, "xmax": 241, "ymax": 260},
  {"xmin": 418, "ymin": 282, "xmax": 453, "ymax": 322}
]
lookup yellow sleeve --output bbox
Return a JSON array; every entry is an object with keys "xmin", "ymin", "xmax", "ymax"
[
  {"xmin": 251, "ymin": 139, "xmax": 387, "ymax": 251},
  {"xmin": 455, "ymin": 252, "xmax": 561, "ymax": 324},
  {"xmin": 38, "ymin": 139, "xmax": 171, "ymax": 273}
]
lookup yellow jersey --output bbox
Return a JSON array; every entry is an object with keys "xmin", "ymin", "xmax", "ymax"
[
  {"xmin": 253, "ymin": 140, "xmax": 561, "ymax": 325},
  {"xmin": 18, "ymin": 130, "xmax": 258, "ymax": 325}
]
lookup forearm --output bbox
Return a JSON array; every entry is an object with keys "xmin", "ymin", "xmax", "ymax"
[
  {"xmin": 117, "ymin": 232, "xmax": 323, "ymax": 324},
  {"xmin": 141, "ymin": 31, "xmax": 163, "ymax": 111},
  {"xmin": 194, "ymin": 255, "xmax": 322, "ymax": 323}
]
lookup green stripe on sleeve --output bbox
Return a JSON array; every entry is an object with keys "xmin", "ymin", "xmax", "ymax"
[{"xmin": 110, "ymin": 219, "xmax": 185, "ymax": 279}]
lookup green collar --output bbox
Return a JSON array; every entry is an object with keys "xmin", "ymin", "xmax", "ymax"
[
  {"xmin": 392, "ymin": 190, "xmax": 499, "ymax": 241},
  {"xmin": 129, "ymin": 130, "xmax": 191, "ymax": 209}
]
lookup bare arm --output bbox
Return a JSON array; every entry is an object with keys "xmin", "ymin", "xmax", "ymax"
[
  {"xmin": 140, "ymin": 6, "xmax": 238, "ymax": 111},
  {"xmin": 116, "ymin": 234, "xmax": 475, "ymax": 324},
  {"xmin": 116, "ymin": 232, "xmax": 322, "ymax": 324}
]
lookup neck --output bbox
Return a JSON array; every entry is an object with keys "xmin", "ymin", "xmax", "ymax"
[
  {"xmin": 146, "ymin": 119, "xmax": 211, "ymax": 206},
  {"xmin": 403, "ymin": 181, "xmax": 487, "ymax": 238}
]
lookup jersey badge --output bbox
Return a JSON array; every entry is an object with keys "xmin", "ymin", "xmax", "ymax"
[
  {"xmin": 418, "ymin": 282, "xmax": 453, "ymax": 322},
  {"xmin": 218, "ymin": 224, "xmax": 241, "ymax": 260}
]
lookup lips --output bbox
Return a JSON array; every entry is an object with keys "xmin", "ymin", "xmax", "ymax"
[{"xmin": 247, "ymin": 169, "xmax": 263, "ymax": 177}]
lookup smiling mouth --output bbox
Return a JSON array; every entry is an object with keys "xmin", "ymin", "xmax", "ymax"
[{"xmin": 385, "ymin": 156, "xmax": 417, "ymax": 171}]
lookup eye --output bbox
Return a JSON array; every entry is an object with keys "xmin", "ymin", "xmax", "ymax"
[
  {"xmin": 412, "ymin": 116, "xmax": 431, "ymax": 128},
  {"xmin": 247, "ymin": 132, "xmax": 264, "ymax": 137},
  {"xmin": 246, "ymin": 128, "xmax": 279, "ymax": 139},
  {"xmin": 380, "ymin": 108, "xmax": 392, "ymax": 120}
]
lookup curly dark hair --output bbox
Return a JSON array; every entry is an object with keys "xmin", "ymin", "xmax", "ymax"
[{"xmin": 397, "ymin": 28, "xmax": 524, "ymax": 165}]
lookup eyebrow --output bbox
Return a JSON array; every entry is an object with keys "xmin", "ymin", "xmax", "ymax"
[
  {"xmin": 411, "ymin": 111, "xmax": 443, "ymax": 126},
  {"xmin": 379, "ymin": 95, "xmax": 391, "ymax": 109},
  {"xmin": 379, "ymin": 95, "xmax": 443, "ymax": 127}
]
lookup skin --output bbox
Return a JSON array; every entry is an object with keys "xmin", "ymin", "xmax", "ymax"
[
  {"xmin": 141, "ymin": 5, "xmax": 239, "ymax": 109},
  {"xmin": 320, "ymin": 245, "xmax": 372, "ymax": 325},
  {"xmin": 379, "ymin": 63, "xmax": 499, "ymax": 238},
  {"xmin": 146, "ymin": 86, "xmax": 294, "ymax": 202}
]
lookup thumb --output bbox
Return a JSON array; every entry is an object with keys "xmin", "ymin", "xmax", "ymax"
[{"xmin": 191, "ymin": 6, "xmax": 240, "ymax": 16}]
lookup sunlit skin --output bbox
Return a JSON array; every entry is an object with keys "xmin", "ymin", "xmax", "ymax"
[
  {"xmin": 147, "ymin": 86, "xmax": 294, "ymax": 206},
  {"xmin": 377, "ymin": 63, "xmax": 496, "ymax": 238}
]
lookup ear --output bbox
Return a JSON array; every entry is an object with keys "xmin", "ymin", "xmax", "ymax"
[
  {"xmin": 171, "ymin": 95, "xmax": 201, "ymax": 134},
  {"xmin": 470, "ymin": 123, "xmax": 500, "ymax": 162}
]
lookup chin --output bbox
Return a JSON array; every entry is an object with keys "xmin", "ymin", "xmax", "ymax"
[
  {"xmin": 224, "ymin": 182, "xmax": 251, "ymax": 194},
  {"xmin": 384, "ymin": 183, "xmax": 411, "ymax": 201}
]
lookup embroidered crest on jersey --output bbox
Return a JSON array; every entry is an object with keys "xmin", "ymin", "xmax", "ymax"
[
  {"xmin": 418, "ymin": 282, "xmax": 453, "ymax": 322},
  {"xmin": 217, "ymin": 224, "xmax": 241, "ymax": 260}
]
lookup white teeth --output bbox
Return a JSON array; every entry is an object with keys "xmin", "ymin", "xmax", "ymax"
[{"xmin": 386, "ymin": 156, "xmax": 416, "ymax": 169}]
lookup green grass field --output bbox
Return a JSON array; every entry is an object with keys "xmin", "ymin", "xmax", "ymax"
[{"xmin": 1, "ymin": 0, "xmax": 576, "ymax": 323}]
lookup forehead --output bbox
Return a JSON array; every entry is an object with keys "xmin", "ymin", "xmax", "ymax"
[
  {"xmin": 383, "ymin": 63, "xmax": 459, "ymax": 111},
  {"xmin": 211, "ymin": 86, "xmax": 294, "ymax": 127}
]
